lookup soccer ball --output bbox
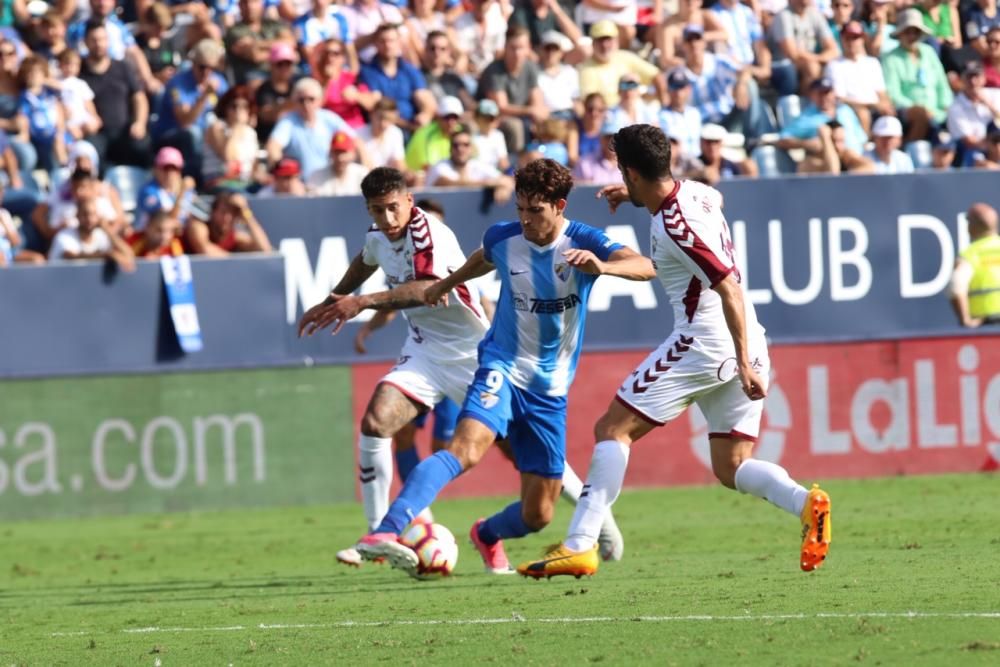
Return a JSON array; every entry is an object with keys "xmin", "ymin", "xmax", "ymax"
[{"xmin": 398, "ymin": 522, "xmax": 459, "ymax": 579}]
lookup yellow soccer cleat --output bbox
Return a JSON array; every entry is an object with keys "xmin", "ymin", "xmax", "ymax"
[
  {"xmin": 800, "ymin": 484, "xmax": 832, "ymax": 572},
  {"xmin": 517, "ymin": 543, "xmax": 600, "ymax": 580}
]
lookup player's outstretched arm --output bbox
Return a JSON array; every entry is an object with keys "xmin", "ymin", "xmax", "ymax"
[
  {"xmin": 596, "ymin": 184, "xmax": 630, "ymax": 214},
  {"xmin": 425, "ymin": 248, "xmax": 494, "ymax": 306},
  {"xmin": 713, "ymin": 274, "xmax": 767, "ymax": 401},
  {"xmin": 562, "ymin": 247, "xmax": 656, "ymax": 281},
  {"xmin": 298, "ymin": 253, "xmax": 379, "ymax": 337}
]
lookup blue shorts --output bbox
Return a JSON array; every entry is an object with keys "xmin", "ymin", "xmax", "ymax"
[
  {"xmin": 459, "ymin": 367, "xmax": 566, "ymax": 479},
  {"xmin": 411, "ymin": 397, "xmax": 460, "ymax": 442}
]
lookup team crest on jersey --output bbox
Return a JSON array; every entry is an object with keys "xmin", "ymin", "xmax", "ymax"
[
  {"xmin": 512, "ymin": 291, "xmax": 529, "ymax": 311},
  {"xmin": 554, "ymin": 262, "xmax": 571, "ymax": 282},
  {"xmin": 479, "ymin": 392, "xmax": 500, "ymax": 409}
]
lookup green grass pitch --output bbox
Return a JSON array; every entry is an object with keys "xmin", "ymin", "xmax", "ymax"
[{"xmin": 2, "ymin": 473, "xmax": 999, "ymax": 665}]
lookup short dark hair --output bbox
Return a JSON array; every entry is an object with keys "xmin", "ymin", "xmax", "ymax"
[
  {"xmin": 612, "ymin": 124, "xmax": 672, "ymax": 182},
  {"xmin": 415, "ymin": 198, "xmax": 445, "ymax": 219},
  {"xmin": 506, "ymin": 24, "xmax": 530, "ymax": 42},
  {"xmin": 83, "ymin": 19, "xmax": 105, "ymax": 38},
  {"xmin": 374, "ymin": 22, "xmax": 399, "ymax": 38},
  {"xmin": 826, "ymin": 119, "xmax": 843, "ymax": 131},
  {"xmin": 514, "ymin": 158, "xmax": 573, "ymax": 203},
  {"xmin": 361, "ymin": 167, "xmax": 408, "ymax": 200}
]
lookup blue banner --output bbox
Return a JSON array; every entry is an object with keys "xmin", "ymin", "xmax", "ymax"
[{"xmin": 160, "ymin": 256, "xmax": 203, "ymax": 353}]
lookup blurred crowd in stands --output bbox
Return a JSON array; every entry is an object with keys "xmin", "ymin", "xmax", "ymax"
[{"xmin": 1, "ymin": 0, "xmax": 999, "ymax": 269}]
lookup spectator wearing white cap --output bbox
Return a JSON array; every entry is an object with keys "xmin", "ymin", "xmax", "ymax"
[
  {"xmin": 658, "ymin": 68, "xmax": 702, "ymax": 158},
  {"xmin": 537, "ymin": 30, "xmax": 580, "ymax": 118},
  {"xmin": 472, "ymin": 99, "xmax": 511, "ymax": 172},
  {"xmin": 689, "ymin": 122, "xmax": 758, "ymax": 184},
  {"xmin": 865, "ymin": 115, "xmax": 915, "ymax": 174},
  {"xmin": 477, "ymin": 25, "xmax": 548, "ymax": 153},
  {"xmin": 405, "ymin": 94, "xmax": 466, "ymax": 172},
  {"xmin": 579, "ymin": 20, "xmax": 664, "ymax": 107},
  {"xmin": 824, "ymin": 20, "xmax": 893, "ymax": 134}
]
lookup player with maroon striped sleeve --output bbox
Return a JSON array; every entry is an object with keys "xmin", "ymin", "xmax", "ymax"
[
  {"xmin": 518, "ymin": 125, "xmax": 832, "ymax": 579},
  {"xmin": 298, "ymin": 167, "xmax": 491, "ymax": 567}
]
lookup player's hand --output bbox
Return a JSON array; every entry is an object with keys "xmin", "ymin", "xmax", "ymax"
[
  {"xmin": 423, "ymin": 281, "xmax": 450, "ymax": 307},
  {"xmin": 354, "ymin": 325, "xmax": 372, "ymax": 354},
  {"xmin": 562, "ymin": 248, "xmax": 604, "ymax": 275},
  {"xmin": 596, "ymin": 184, "xmax": 630, "ymax": 213},
  {"xmin": 298, "ymin": 294, "xmax": 361, "ymax": 337},
  {"xmin": 738, "ymin": 363, "xmax": 767, "ymax": 401}
]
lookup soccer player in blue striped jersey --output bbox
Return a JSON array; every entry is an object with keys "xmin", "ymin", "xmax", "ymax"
[{"xmin": 356, "ymin": 159, "xmax": 656, "ymax": 576}]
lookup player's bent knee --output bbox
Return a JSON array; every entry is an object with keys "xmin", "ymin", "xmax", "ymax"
[
  {"xmin": 360, "ymin": 410, "xmax": 396, "ymax": 438},
  {"xmin": 447, "ymin": 438, "xmax": 490, "ymax": 471},
  {"xmin": 712, "ymin": 461, "xmax": 739, "ymax": 490}
]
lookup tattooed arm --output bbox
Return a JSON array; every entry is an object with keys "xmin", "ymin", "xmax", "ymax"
[
  {"xmin": 327, "ymin": 252, "xmax": 379, "ymax": 300},
  {"xmin": 299, "ymin": 278, "xmax": 435, "ymax": 337}
]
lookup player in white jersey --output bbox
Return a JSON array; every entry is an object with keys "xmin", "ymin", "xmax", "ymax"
[
  {"xmin": 518, "ymin": 125, "xmax": 832, "ymax": 579},
  {"xmin": 298, "ymin": 167, "xmax": 491, "ymax": 566},
  {"xmin": 352, "ymin": 159, "xmax": 654, "ymax": 577}
]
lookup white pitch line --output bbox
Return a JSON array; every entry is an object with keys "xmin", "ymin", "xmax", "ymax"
[{"xmin": 48, "ymin": 612, "xmax": 1000, "ymax": 637}]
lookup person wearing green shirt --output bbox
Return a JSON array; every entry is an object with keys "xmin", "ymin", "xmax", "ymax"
[
  {"xmin": 881, "ymin": 8, "xmax": 953, "ymax": 141},
  {"xmin": 404, "ymin": 95, "xmax": 464, "ymax": 172}
]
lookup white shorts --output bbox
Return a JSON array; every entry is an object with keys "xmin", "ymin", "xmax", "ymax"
[
  {"xmin": 615, "ymin": 332, "xmax": 770, "ymax": 440},
  {"xmin": 380, "ymin": 351, "xmax": 477, "ymax": 409}
]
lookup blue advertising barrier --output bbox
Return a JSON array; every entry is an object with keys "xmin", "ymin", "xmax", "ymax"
[
  {"xmin": 1, "ymin": 172, "xmax": 996, "ymax": 378},
  {"xmin": 0, "ymin": 255, "xmax": 288, "ymax": 378},
  {"xmin": 253, "ymin": 171, "xmax": 1000, "ymax": 367}
]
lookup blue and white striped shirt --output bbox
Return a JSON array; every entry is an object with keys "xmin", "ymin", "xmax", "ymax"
[
  {"xmin": 685, "ymin": 53, "xmax": 743, "ymax": 124},
  {"xmin": 293, "ymin": 8, "xmax": 353, "ymax": 47},
  {"xmin": 480, "ymin": 220, "xmax": 623, "ymax": 396},
  {"xmin": 711, "ymin": 3, "xmax": 762, "ymax": 66}
]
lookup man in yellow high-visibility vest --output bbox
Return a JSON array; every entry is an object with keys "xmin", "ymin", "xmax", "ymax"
[{"xmin": 950, "ymin": 203, "xmax": 1000, "ymax": 327}]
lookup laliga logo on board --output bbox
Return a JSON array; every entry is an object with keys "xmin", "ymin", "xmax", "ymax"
[{"xmin": 688, "ymin": 370, "xmax": 791, "ymax": 468}]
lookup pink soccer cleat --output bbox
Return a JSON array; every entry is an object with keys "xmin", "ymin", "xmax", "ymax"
[
  {"xmin": 355, "ymin": 532, "xmax": 419, "ymax": 576},
  {"xmin": 469, "ymin": 519, "xmax": 515, "ymax": 574}
]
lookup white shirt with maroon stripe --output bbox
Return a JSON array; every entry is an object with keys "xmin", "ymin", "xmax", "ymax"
[
  {"xmin": 650, "ymin": 180, "xmax": 766, "ymax": 346},
  {"xmin": 362, "ymin": 207, "xmax": 489, "ymax": 362}
]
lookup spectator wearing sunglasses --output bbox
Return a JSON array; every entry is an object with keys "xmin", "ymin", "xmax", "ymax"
[
  {"xmin": 265, "ymin": 76, "xmax": 365, "ymax": 180},
  {"xmin": 153, "ymin": 39, "xmax": 230, "ymax": 182}
]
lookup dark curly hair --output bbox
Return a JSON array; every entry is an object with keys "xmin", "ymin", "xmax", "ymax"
[
  {"xmin": 514, "ymin": 158, "xmax": 573, "ymax": 204},
  {"xmin": 361, "ymin": 167, "xmax": 408, "ymax": 200},
  {"xmin": 612, "ymin": 124, "xmax": 672, "ymax": 182}
]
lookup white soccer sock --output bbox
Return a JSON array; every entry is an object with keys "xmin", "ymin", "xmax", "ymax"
[
  {"xmin": 358, "ymin": 434, "xmax": 393, "ymax": 531},
  {"xmin": 560, "ymin": 461, "xmax": 585, "ymax": 504},
  {"xmin": 733, "ymin": 458, "xmax": 809, "ymax": 516},
  {"xmin": 565, "ymin": 440, "xmax": 630, "ymax": 552}
]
